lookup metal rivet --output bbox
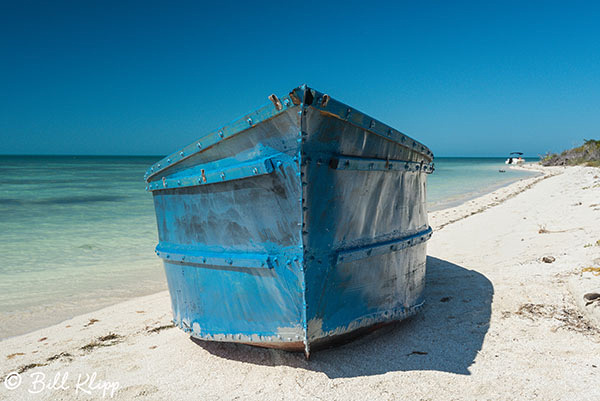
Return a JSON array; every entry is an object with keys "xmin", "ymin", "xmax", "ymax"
[
  {"xmin": 247, "ymin": 117, "xmax": 253, "ymax": 125},
  {"xmin": 180, "ymin": 151, "xmax": 184, "ymax": 156},
  {"xmin": 197, "ymin": 142, "xmax": 202, "ymax": 148},
  {"xmin": 252, "ymin": 167, "xmax": 258, "ymax": 174},
  {"xmin": 157, "ymin": 163, "xmax": 161, "ymax": 168},
  {"xmin": 220, "ymin": 172, "xmax": 225, "ymax": 180},
  {"xmin": 283, "ymin": 99, "xmax": 290, "ymax": 106},
  {"xmin": 269, "ymin": 94, "xmax": 283, "ymax": 111},
  {"xmin": 150, "ymin": 167, "xmax": 154, "ymax": 171},
  {"xmin": 167, "ymin": 158, "xmax": 171, "ymax": 163},
  {"xmin": 370, "ymin": 120, "xmax": 376, "ymax": 129},
  {"xmin": 177, "ymin": 180, "xmax": 181, "ymax": 185},
  {"xmin": 218, "ymin": 130, "xmax": 224, "ymax": 138}
]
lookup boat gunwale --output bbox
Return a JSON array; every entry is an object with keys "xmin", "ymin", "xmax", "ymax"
[
  {"xmin": 295, "ymin": 86, "xmax": 434, "ymax": 163},
  {"xmin": 144, "ymin": 93, "xmax": 300, "ymax": 182},
  {"xmin": 145, "ymin": 85, "xmax": 433, "ymax": 182}
]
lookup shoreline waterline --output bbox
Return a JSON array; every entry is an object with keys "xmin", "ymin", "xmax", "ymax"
[
  {"xmin": 428, "ymin": 165, "xmax": 542, "ymax": 212},
  {"xmin": 426, "ymin": 157, "xmax": 539, "ymax": 211},
  {"xmin": 0, "ymin": 162, "xmax": 549, "ymax": 341}
]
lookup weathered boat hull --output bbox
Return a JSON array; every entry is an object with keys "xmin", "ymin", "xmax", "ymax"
[{"xmin": 145, "ymin": 85, "xmax": 434, "ymax": 355}]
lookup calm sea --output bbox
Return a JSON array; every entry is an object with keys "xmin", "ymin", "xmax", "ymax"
[{"xmin": 0, "ymin": 155, "xmax": 536, "ymax": 338}]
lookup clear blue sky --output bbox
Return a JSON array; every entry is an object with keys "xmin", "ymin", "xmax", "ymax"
[{"xmin": 1, "ymin": 1, "xmax": 599, "ymax": 157}]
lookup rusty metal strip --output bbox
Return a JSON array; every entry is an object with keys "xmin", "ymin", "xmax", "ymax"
[
  {"xmin": 147, "ymin": 158, "xmax": 275, "ymax": 191},
  {"xmin": 336, "ymin": 227, "xmax": 433, "ymax": 264},
  {"xmin": 330, "ymin": 155, "xmax": 434, "ymax": 174}
]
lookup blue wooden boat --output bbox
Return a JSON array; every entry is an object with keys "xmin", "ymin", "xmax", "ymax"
[{"xmin": 145, "ymin": 85, "xmax": 434, "ymax": 356}]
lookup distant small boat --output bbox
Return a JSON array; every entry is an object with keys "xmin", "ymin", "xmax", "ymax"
[
  {"xmin": 506, "ymin": 152, "xmax": 525, "ymax": 165},
  {"xmin": 499, "ymin": 169, "xmax": 506, "ymax": 173},
  {"xmin": 144, "ymin": 85, "xmax": 435, "ymax": 356}
]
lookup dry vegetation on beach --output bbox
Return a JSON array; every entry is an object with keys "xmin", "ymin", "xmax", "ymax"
[
  {"xmin": 541, "ymin": 139, "xmax": 600, "ymax": 167},
  {"xmin": 1, "ymin": 164, "xmax": 600, "ymax": 401}
]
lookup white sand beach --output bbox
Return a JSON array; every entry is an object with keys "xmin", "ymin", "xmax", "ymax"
[{"xmin": 1, "ymin": 164, "xmax": 599, "ymax": 401}]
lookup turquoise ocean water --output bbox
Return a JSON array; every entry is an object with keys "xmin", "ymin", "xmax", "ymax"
[
  {"xmin": 427, "ymin": 157, "xmax": 538, "ymax": 210},
  {"xmin": 0, "ymin": 156, "xmax": 536, "ymax": 338}
]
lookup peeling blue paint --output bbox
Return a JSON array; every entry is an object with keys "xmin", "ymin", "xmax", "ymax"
[{"xmin": 146, "ymin": 85, "xmax": 433, "ymax": 355}]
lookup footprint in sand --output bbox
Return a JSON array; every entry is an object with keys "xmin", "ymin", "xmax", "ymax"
[{"xmin": 117, "ymin": 384, "xmax": 159, "ymax": 398}]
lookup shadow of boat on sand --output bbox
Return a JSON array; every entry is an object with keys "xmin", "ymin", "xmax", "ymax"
[{"xmin": 191, "ymin": 256, "xmax": 493, "ymax": 378}]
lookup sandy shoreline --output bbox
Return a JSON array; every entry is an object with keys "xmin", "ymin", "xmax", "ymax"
[
  {"xmin": 1, "ymin": 164, "xmax": 599, "ymax": 400},
  {"xmin": 427, "ymin": 165, "xmax": 543, "ymax": 213},
  {"xmin": 0, "ymin": 165, "xmax": 537, "ymax": 341}
]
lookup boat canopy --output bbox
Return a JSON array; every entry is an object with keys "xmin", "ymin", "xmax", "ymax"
[{"xmin": 510, "ymin": 152, "xmax": 524, "ymax": 155}]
